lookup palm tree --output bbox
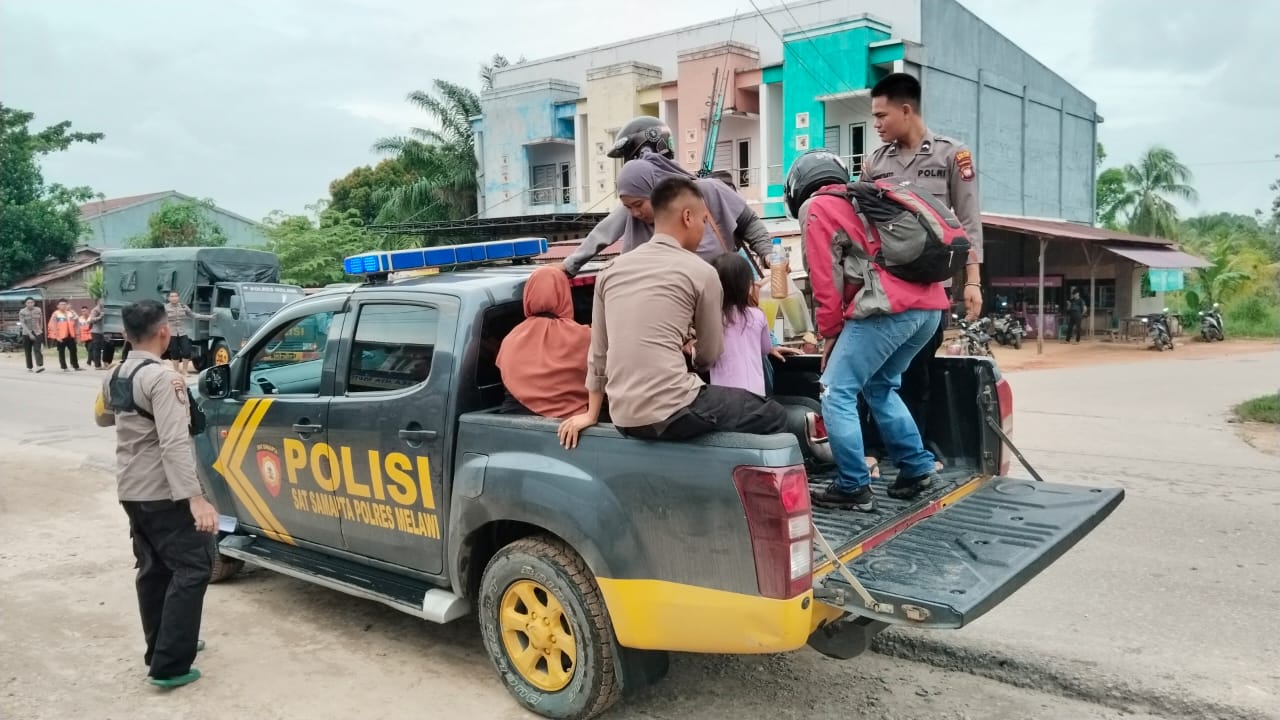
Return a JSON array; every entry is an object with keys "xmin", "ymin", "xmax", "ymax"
[
  {"xmin": 1114, "ymin": 146, "xmax": 1198, "ymax": 237},
  {"xmin": 372, "ymin": 80, "xmax": 482, "ymax": 225},
  {"xmin": 480, "ymin": 54, "xmax": 510, "ymax": 91}
]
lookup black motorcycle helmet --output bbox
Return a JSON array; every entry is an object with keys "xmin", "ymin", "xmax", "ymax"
[
  {"xmin": 607, "ymin": 116, "xmax": 674, "ymax": 161},
  {"xmin": 783, "ymin": 149, "xmax": 849, "ymax": 218}
]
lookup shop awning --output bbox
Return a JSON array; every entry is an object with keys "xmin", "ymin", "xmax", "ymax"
[{"xmin": 1103, "ymin": 245, "xmax": 1211, "ymax": 269}]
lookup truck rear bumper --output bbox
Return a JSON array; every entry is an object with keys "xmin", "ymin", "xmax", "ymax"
[{"xmin": 815, "ymin": 476, "xmax": 1123, "ymax": 629}]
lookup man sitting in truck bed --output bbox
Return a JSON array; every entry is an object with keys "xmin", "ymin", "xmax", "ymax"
[{"xmin": 557, "ymin": 176, "xmax": 793, "ymax": 449}]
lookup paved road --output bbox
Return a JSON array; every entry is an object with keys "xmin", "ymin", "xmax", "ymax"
[{"xmin": 0, "ymin": 348, "xmax": 1276, "ymax": 719}]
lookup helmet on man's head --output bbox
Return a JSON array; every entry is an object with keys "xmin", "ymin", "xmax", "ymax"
[
  {"xmin": 608, "ymin": 116, "xmax": 674, "ymax": 161},
  {"xmin": 784, "ymin": 149, "xmax": 849, "ymax": 218}
]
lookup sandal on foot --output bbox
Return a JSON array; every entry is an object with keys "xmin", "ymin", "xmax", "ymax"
[{"xmin": 149, "ymin": 669, "xmax": 201, "ymax": 689}]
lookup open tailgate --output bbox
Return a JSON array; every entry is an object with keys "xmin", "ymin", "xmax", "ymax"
[{"xmin": 816, "ymin": 477, "xmax": 1123, "ymax": 628}]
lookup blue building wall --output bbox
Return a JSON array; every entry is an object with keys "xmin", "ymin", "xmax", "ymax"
[
  {"xmin": 82, "ymin": 196, "xmax": 267, "ymax": 249},
  {"xmin": 919, "ymin": 0, "xmax": 1097, "ymax": 223},
  {"xmin": 475, "ymin": 80, "xmax": 581, "ymax": 217}
]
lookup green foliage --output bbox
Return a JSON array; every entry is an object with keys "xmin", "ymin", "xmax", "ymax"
[
  {"xmin": 1114, "ymin": 146, "xmax": 1197, "ymax": 237},
  {"xmin": 86, "ymin": 266, "xmax": 104, "ymax": 300},
  {"xmin": 264, "ymin": 201, "xmax": 376, "ymax": 287},
  {"xmin": 128, "ymin": 198, "xmax": 228, "ymax": 248},
  {"xmin": 328, "ymin": 158, "xmax": 418, "ymax": 224},
  {"xmin": 1224, "ymin": 296, "xmax": 1279, "ymax": 337},
  {"xmin": 1095, "ymin": 167, "xmax": 1126, "ymax": 228},
  {"xmin": 1235, "ymin": 393, "xmax": 1279, "ymax": 424},
  {"xmin": 0, "ymin": 103, "xmax": 102, "ymax": 286},
  {"xmin": 480, "ymin": 53, "xmax": 510, "ymax": 91},
  {"xmin": 372, "ymin": 80, "xmax": 482, "ymax": 224}
]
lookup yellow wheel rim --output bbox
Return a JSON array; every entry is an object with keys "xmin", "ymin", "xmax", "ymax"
[
  {"xmin": 214, "ymin": 347, "xmax": 230, "ymax": 365},
  {"xmin": 499, "ymin": 579, "xmax": 577, "ymax": 692}
]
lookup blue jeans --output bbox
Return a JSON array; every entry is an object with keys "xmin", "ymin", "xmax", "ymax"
[{"xmin": 820, "ymin": 309, "xmax": 941, "ymax": 492}]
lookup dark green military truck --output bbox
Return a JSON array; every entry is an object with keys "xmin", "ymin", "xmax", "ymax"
[
  {"xmin": 101, "ymin": 247, "xmax": 305, "ymax": 366},
  {"xmin": 194, "ymin": 239, "xmax": 1122, "ymax": 719}
]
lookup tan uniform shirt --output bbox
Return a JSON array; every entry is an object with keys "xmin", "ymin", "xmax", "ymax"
[
  {"xmin": 94, "ymin": 350, "xmax": 204, "ymax": 502},
  {"xmin": 17, "ymin": 306, "xmax": 43, "ymax": 337},
  {"xmin": 166, "ymin": 302, "xmax": 211, "ymax": 337},
  {"xmin": 862, "ymin": 129, "xmax": 983, "ymax": 263},
  {"xmin": 587, "ymin": 234, "xmax": 725, "ymax": 428}
]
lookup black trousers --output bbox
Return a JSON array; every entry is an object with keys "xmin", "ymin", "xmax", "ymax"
[
  {"xmin": 56, "ymin": 336, "xmax": 80, "ymax": 369},
  {"xmin": 22, "ymin": 333, "xmax": 44, "ymax": 369},
  {"xmin": 89, "ymin": 332, "xmax": 106, "ymax": 368},
  {"xmin": 1067, "ymin": 311, "xmax": 1083, "ymax": 342},
  {"xmin": 121, "ymin": 499, "xmax": 213, "ymax": 679},
  {"xmin": 620, "ymin": 385, "xmax": 789, "ymax": 441}
]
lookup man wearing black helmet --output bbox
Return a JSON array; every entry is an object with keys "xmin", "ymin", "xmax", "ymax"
[
  {"xmin": 786, "ymin": 150, "xmax": 947, "ymax": 512},
  {"xmin": 561, "ymin": 116, "xmax": 773, "ymax": 276}
]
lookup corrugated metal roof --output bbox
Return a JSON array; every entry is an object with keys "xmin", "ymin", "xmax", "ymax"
[
  {"xmin": 79, "ymin": 191, "xmax": 174, "ymax": 220},
  {"xmin": 11, "ymin": 257, "xmax": 101, "ymax": 289},
  {"xmin": 981, "ymin": 214, "xmax": 1173, "ymax": 246},
  {"xmin": 1103, "ymin": 245, "xmax": 1211, "ymax": 269}
]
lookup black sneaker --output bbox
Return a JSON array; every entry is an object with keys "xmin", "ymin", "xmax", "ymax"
[
  {"xmin": 35, "ymin": 367, "xmax": 45, "ymax": 374},
  {"xmin": 887, "ymin": 472, "xmax": 937, "ymax": 500},
  {"xmin": 811, "ymin": 484, "xmax": 877, "ymax": 512}
]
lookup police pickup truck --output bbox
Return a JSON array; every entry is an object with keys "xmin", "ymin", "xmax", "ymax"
[{"xmin": 195, "ymin": 238, "xmax": 1122, "ymax": 720}]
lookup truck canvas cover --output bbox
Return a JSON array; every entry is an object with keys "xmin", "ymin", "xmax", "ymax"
[{"xmin": 102, "ymin": 247, "xmax": 281, "ymax": 295}]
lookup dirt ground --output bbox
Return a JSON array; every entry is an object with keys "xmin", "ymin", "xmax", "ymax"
[{"xmin": 977, "ymin": 336, "xmax": 1278, "ymax": 373}]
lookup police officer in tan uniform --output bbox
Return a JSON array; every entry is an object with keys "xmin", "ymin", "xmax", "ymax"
[
  {"xmin": 861, "ymin": 72, "xmax": 984, "ymax": 459},
  {"xmin": 94, "ymin": 298, "xmax": 217, "ymax": 689},
  {"xmin": 165, "ymin": 291, "xmax": 213, "ymax": 375}
]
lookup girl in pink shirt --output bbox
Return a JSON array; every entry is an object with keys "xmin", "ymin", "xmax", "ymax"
[{"xmin": 708, "ymin": 254, "xmax": 795, "ymax": 395}]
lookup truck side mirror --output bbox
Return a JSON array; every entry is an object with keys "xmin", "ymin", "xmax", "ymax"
[{"xmin": 200, "ymin": 364, "xmax": 232, "ymax": 400}]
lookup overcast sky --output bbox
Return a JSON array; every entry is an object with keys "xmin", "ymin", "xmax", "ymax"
[{"xmin": 2, "ymin": 0, "xmax": 1277, "ymax": 223}]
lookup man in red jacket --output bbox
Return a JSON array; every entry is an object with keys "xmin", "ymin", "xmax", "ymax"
[{"xmin": 785, "ymin": 150, "xmax": 948, "ymax": 512}]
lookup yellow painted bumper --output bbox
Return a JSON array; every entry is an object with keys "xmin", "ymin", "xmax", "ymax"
[{"xmin": 596, "ymin": 578, "xmax": 823, "ymax": 654}]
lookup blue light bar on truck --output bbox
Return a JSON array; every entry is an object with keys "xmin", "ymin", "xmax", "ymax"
[{"xmin": 342, "ymin": 237, "xmax": 550, "ymax": 276}]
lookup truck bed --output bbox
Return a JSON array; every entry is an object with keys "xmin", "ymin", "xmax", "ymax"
[{"xmin": 808, "ymin": 463, "xmax": 981, "ymax": 567}]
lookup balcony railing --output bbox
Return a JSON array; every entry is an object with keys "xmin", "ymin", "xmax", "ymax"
[{"xmin": 528, "ymin": 185, "xmax": 578, "ymax": 210}]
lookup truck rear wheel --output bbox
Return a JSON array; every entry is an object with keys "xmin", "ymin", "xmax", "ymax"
[
  {"xmin": 211, "ymin": 340, "xmax": 232, "ymax": 366},
  {"xmin": 479, "ymin": 536, "xmax": 621, "ymax": 719}
]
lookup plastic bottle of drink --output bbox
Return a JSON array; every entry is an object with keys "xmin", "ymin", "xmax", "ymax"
[{"xmin": 769, "ymin": 238, "xmax": 790, "ymax": 299}]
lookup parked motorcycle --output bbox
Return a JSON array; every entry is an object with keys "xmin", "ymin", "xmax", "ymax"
[
  {"xmin": 988, "ymin": 312, "xmax": 1027, "ymax": 349},
  {"xmin": 0, "ymin": 330, "xmax": 21, "ymax": 354},
  {"xmin": 1140, "ymin": 308, "xmax": 1175, "ymax": 351},
  {"xmin": 951, "ymin": 314, "xmax": 994, "ymax": 357},
  {"xmin": 1199, "ymin": 303, "xmax": 1225, "ymax": 342}
]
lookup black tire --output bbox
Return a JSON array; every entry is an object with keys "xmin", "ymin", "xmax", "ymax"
[
  {"xmin": 210, "ymin": 553, "xmax": 243, "ymax": 583},
  {"xmin": 1013, "ymin": 335, "xmax": 1022, "ymax": 350},
  {"xmin": 479, "ymin": 536, "xmax": 622, "ymax": 719},
  {"xmin": 211, "ymin": 340, "xmax": 232, "ymax": 366}
]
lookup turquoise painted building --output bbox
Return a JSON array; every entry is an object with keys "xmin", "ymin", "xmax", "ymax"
[{"xmin": 79, "ymin": 191, "xmax": 267, "ymax": 249}]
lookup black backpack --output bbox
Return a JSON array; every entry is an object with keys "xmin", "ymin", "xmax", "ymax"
[
  {"xmin": 108, "ymin": 359, "xmax": 206, "ymax": 436},
  {"xmin": 817, "ymin": 177, "xmax": 972, "ymax": 284}
]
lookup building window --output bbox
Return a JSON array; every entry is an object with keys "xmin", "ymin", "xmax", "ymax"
[
  {"xmin": 530, "ymin": 164, "xmax": 556, "ymax": 205},
  {"xmin": 849, "ymin": 123, "xmax": 866, "ymax": 176},
  {"xmin": 823, "ymin": 126, "xmax": 841, "ymax": 154},
  {"xmin": 737, "ymin": 139, "xmax": 751, "ymax": 188}
]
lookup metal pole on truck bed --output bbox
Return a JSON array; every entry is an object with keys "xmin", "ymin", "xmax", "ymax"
[{"xmin": 1037, "ymin": 237, "xmax": 1047, "ymax": 355}]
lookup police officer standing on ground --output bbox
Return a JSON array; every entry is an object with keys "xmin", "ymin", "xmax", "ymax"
[
  {"xmin": 18, "ymin": 296, "xmax": 46, "ymax": 373},
  {"xmin": 862, "ymin": 73, "xmax": 983, "ymax": 457},
  {"xmin": 94, "ymin": 298, "xmax": 217, "ymax": 689},
  {"xmin": 165, "ymin": 291, "xmax": 213, "ymax": 375}
]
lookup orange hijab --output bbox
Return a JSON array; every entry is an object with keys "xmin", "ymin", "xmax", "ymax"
[{"xmin": 496, "ymin": 267, "xmax": 592, "ymax": 418}]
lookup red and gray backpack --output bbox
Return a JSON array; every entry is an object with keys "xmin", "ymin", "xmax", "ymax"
[{"xmin": 819, "ymin": 177, "xmax": 971, "ymax": 284}]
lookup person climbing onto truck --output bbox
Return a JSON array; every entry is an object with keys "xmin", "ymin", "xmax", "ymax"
[
  {"xmin": 558, "ymin": 176, "xmax": 793, "ymax": 449},
  {"xmin": 496, "ymin": 265, "xmax": 597, "ymax": 419},
  {"xmin": 165, "ymin": 291, "xmax": 213, "ymax": 375},
  {"xmin": 787, "ymin": 150, "xmax": 948, "ymax": 512},
  {"xmin": 561, "ymin": 116, "xmax": 773, "ymax": 276}
]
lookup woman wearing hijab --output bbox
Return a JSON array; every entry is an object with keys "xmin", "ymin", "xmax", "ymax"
[
  {"xmin": 496, "ymin": 266, "xmax": 594, "ymax": 418},
  {"xmin": 560, "ymin": 151, "xmax": 775, "ymax": 275}
]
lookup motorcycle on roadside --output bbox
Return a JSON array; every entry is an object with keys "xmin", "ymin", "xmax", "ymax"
[
  {"xmin": 988, "ymin": 311, "xmax": 1026, "ymax": 349},
  {"xmin": 1199, "ymin": 303, "xmax": 1225, "ymax": 342},
  {"xmin": 949, "ymin": 314, "xmax": 995, "ymax": 357},
  {"xmin": 1141, "ymin": 308, "xmax": 1175, "ymax": 351}
]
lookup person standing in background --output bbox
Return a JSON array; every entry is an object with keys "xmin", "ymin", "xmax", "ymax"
[
  {"xmin": 89, "ymin": 299, "xmax": 106, "ymax": 369},
  {"xmin": 77, "ymin": 305, "xmax": 95, "ymax": 367},
  {"xmin": 48, "ymin": 299, "xmax": 82, "ymax": 372},
  {"xmin": 165, "ymin": 291, "xmax": 213, "ymax": 375},
  {"xmin": 93, "ymin": 298, "xmax": 217, "ymax": 689},
  {"xmin": 1066, "ymin": 287, "xmax": 1088, "ymax": 344},
  {"xmin": 18, "ymin": 297, "xmax": 46, "ymax": 373}
]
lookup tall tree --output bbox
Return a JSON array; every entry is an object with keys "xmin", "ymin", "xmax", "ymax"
[
  {"xmin": 372, "ymin": 80, "xmax": 482, "ymax": 225},
  {"xmin": 328, "ymin": 158, "xmax": 418, "ymax": 224},
  {"xmin": 1096, "ymin": 168, "xmax": 1126, "ymax": 228},
  {"xmin": 0, "ymin": 103, "xmax": 102, "ymax": 286},
  {"xmin": 480, "ymin": 53, "xmax": 510, "ymax": 91},
  {"xmin": 264, "ymin": 201, "xmax": 372, "ymax": 287},
  {"xmin": 128, "ymin": 198, "xmax": 228, "ymax": 248},
  {"xmin": 1114, "ymin": 146, "xmax": 1198, "ymax": 237}
]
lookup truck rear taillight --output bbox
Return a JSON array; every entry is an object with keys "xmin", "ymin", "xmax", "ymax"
[
  {"xmin": 733, "ymin": 465, "xmax": 813, "ymax": 600},
  {"xmin": 996, "ymin": 378, "xmax": 1014, "ymax": 476}
]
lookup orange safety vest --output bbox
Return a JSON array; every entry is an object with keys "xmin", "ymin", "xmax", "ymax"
[
  {"xmin": 48, "ymin": 310, "xmax": 76, "ymax": 341},
  {"xmin": 76, "ymin": 316, "xmax": 93, "ymax": 342}
]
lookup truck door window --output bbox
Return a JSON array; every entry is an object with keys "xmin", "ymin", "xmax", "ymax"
[
  {"xmin": 245, "ymin": 310, "xmax": 336, "ymax": 396},
  {"xmin": 347, "ymin": 304, "xmax": 438, "ymax": 393}
]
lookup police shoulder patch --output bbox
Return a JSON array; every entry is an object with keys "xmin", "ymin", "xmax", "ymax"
[
  {"xmin": 955, "ymin": 149, "xmax": 975, "ymax": 182},
  {"xmin": 171, "ymin": 377, "xmax": 189, "ymax": 405}
]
